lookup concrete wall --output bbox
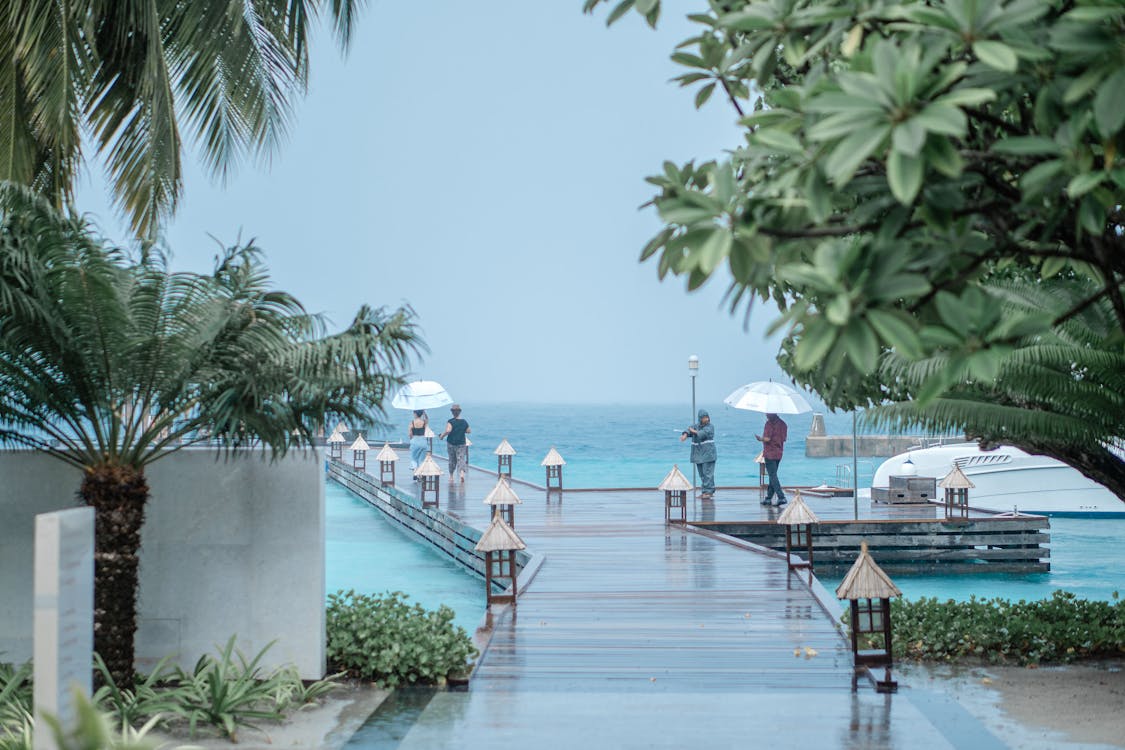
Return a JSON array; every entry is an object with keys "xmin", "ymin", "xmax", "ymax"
[
  {"xmin": 804, "ymin": 435, "xmax": 924, "ymax": 457},
  {"xmin": 0, "ymin": 449, "xmax": 325, "ymax": 678}
]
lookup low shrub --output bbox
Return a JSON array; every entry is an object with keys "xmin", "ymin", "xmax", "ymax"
[
  {"xmin": 326, "ymin": 590, "xmax": 477, "ymax": 687},
  {"xmin": 887, "ymin": 590, "xmax": 1125, "ymax": 665}
]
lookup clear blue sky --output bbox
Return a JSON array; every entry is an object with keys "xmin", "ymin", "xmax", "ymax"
[{"xmin": 75, "ymin": 1, "xmax": 802, "ymax": 407}]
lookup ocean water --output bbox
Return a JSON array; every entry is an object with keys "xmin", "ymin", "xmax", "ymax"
[
  {"xmin": 341, "ymin": 402, "xmax": 1125, "ymax": 605},
  {"xmin": 366, "ymin": 402, "xmax": 888, "ymax": 490},
  {"xmin": 325, "ymin": 482, "xmax": 485, "ymax": 633}
]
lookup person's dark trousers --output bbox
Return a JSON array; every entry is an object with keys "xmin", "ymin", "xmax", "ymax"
[
  {"xmin": 764, "ymin": 458, "xmax": 785, "ymax": 501},
  {"xmin": 697, "ymin": 461, "xmax": 716, "ymax": 495}
]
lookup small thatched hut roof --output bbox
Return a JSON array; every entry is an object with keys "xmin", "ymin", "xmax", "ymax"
[
  {"xmin": 349, "ymin": 435, "xmax": 370, "ymax": 452},
  {"xmin": 541, "ymin": 447, "xmax": 566, "ymax": 466},
  {"xmin": 484, "ymin": 478, "xmax": 523, "ymax": 506},
  {"xmin": 474, "ymin": 515, "xmax": 526, "ymax": 552},
  {"xmin": 375, "ymin": 442, "xmax": 399, "ymax": 462},
  {"xmin": 415, "ymin": 453, "xmax": 443, "ymax": 477},
  {"xmin": 835, "ymin": 541, "xmax": 901, "ymax": 600},
  {"xmin": 494, "ymin": 439, "xmax": 517, "ymax": 456},
  {"xmin": 776, "ymin": 491, "xmax": 819, "ymax": 525},
  {"xmin": 657, "ymin": 465, "xmax": 692, "ymax": 492},
  {"xmin": 939, "ymin": 464, "xmax": 975, "ymax": 489}
]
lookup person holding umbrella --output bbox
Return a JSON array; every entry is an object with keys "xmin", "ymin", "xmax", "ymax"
[
  {"xmin": 756, "ymin": 413, "xmax": 788, "ymax": 506},
  {"xmin": 680, "ymin": 409, "xmax": 717, "ymax": 499},
  {"xmin": 724, "ymin": 380, "xmax": 812, "ymax": 506}
]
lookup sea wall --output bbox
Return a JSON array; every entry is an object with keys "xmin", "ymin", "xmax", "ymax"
[
  {"xmin": 804, "ymin": 435, "xmax": 924, "ymax": 457},
  {"xmin": 0, "ymin": 449, "xmax": 325, "ymax": 678}
]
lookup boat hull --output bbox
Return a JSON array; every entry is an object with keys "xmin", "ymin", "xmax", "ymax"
[{"xmin": 871, "ymin": 443, "xmax": 1125, "ymax": 517}]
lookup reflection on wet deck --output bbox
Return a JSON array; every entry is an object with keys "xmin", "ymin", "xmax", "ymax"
[{"xmin": 338, "ymin": 456, "xmax": 1005, "ymax": 748}]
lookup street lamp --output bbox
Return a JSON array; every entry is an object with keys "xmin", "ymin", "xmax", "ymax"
[{"xmin": 688, "ymin": 355, "xmax": 699, "ymax": 495}]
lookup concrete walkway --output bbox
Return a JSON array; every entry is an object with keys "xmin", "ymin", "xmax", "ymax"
[{"xmin": 338, "ymin": 457, "xmax": 1007, "ymax": 748}]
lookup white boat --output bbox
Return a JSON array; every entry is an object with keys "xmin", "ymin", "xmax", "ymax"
[{"xmin": 872, "ymin": 442, "xmax": 1125, "ymax": 517}]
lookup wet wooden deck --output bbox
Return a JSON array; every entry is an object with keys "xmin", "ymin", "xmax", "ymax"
[
  {"xmin": 363, "ymin": 455, "xmax": 858, "ymax": 692},
  {"xmin": 335, "ymin": 456, "xmax": 1012, "ymax": 749}
]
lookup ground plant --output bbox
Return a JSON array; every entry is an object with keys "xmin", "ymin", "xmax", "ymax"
[
  {"xmin": 887, "ymin": 590, "xmax": 1125, "ymax": 665},
  {"xmin": 2, "ymin": 638, "xmax": 336, "ymax": 744},
  {"xmin": 326, "ymin": 590, "xmax": 478, "ymax": 687}
]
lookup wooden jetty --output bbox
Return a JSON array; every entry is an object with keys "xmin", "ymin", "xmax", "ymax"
[{"xmin": 329, "ymin": 457, "xmax": 1017, "ymax": 748}]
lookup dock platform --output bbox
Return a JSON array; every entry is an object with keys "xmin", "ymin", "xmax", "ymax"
[{"xmin": 331, "ymin": 456, "xmax": 1013, "ymax": 748}]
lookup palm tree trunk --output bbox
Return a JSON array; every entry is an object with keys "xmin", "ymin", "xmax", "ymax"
[{"xmin": 80, "ymin": 464, "xmax": 149, "ymax": 689}]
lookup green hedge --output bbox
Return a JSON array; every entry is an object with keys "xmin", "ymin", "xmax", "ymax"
[
  {"xmin": 325, "ymin": 590, "xmax": 477, "ymax": 687},
  {"xmin": 889, "ymin": 591, "xmax": 1125, "ymax": 665}
]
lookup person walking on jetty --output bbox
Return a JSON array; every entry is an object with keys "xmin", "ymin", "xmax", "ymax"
[
  {"xmin": 408, "ymin": 410, "xmax": 428, "ymax": 477},
  {"xmin": 757, "ymin": 413, "xmax": 788, "ymax": 505},
  {"xmin": 439, "ymin": 404, "xmax": 471, "ymax": 483},
  {"xmin": 681, "ymin": 409, "xmax": 716, "ymax": 499}
]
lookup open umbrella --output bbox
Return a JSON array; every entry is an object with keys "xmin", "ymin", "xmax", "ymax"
[
  {"xmin": 724, "ymin": 381, "xmax": 813, "ymax": 414},
  {"xmin": 391, "ymin": 380, "xmax": 454, "ymax": 410}
]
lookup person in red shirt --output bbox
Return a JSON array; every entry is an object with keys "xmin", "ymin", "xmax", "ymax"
[{"xmin": 755, "ymin": 413, "xmax": 788, "ymax": 506}]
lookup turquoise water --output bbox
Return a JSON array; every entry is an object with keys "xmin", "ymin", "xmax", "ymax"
[
  {"xmin": 325, "ymin": 482, "xmax": 485, "ymax": 633},
  {"xmin": 340, "ymin": 402, "xmax": 1124, "ymax": 612},
  {"xmin": 366, "ymin": 402, "xmax": 888, "ymax": 490}
]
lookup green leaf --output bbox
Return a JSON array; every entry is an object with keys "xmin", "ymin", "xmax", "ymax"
[
  {"xmin": 844, "ymin": 319, "xmax": 880, "ymax": 372},
  {"xmin": 696, "ymin": 227, "xmax": 733, "ymax": 274},
  {"xmin": 935, "ymin": 88, "xmax": 997, "ymax": 107},
  {"xmin": 923, "ymin": 136, "xmax": 964, "ymax": 177},
  {"xmin": 866, "ymin": 309, "xmax": 922, "ymax": 358},
  {"xmin": 892, "ymin": 119, "xmax": 927, "ymax": 156},
  {"xmin": 887, "ymin": 150, "xmax": 924, "ymax": 204},
  {"xmin": 967, "ymin": 350, "xmax": 1002, "ymax": 382},
  {"xmin": 1040, "ymin": 256, "xmax": 1066, "ymax": 279},
  {"xmin": 913, "ymin": 103, "xmax": 967, "ymax": 137},
  {"xmin": 1066, "ymin": 172, "xmax": 1104, "ymax": 198},
  {"xmin": 1093, "ymin": 69, "xmax": 1125, "ymax": 136},
  {"xmin": 658, "ymin": 202, "xmax": 716, "ymax": 224},
  {"xmin": 972, "ymin": 40, "xmax": 1018, "ymax": 72},
  {"xmin": 935, "ymin": 291, "xmax": 971, "ymax": 332},
  {"xmin": 842, "ymin": 23, "xmax": 864, "ymax": 57},
  {"xmin": 752, "ymin": 128, "xmax": 805, "ymax": 154},
  {"xmin": 1077, "ymin": 195, "xmax": 1104, "ymax": 234},
  {"xmin": 1019, "ymin": 159, "xmax": 1064, "ymax": 198},
  {"xmin": 721, "ymin": 8, "xmax": 778, "ymax": 31},
  {"xmin": 794, "ymin": 320, "xmax": 838, "ymax": 371},
  {"xmin": 826, "ymin": 294, "xmax": 852, "ymax": 325},
  {"xmin": 991, "ymin": 136, "xmax": 1061, "ymax": 155},
  {"xmin": 825, "ymin": 124, "xmax": 890, "ymax": 184},
  {"xmin": 875, "ymin": 273, "xmax": 931, "ymax": 300},
  {"xmin": 694, "ymin": 82, "xmax": 717, "ymax": 109}
]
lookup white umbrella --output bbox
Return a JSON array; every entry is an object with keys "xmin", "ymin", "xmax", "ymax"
[
  {"xmin": 724, "ymin": 381, "xmax": 813, "ymax": 414},
  {"xmin": 391, "ymin": 380, "xmax": 454, "ymax": 410}
]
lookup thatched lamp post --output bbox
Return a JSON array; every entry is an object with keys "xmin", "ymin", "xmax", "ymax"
[
  {"xmin": 940, "ymin": 464, "xmax": 974, "ymax": 520},
  {"xmin": 474, "ymin": 515, "xmax": 526, "ymax": 608},
  {"xmin": 327, "ymin": 429, "xmax": 345, "ymax": 461},
  {"xmin": 349, "ymin": 435, "xmax": 370, "ymax": 471},
  {"xmin": 777, "ymin": 490, "xmax": 819, "ymax": 570},
  {"xmin": 375, "ymin": 442, "xmax": 399, "ymax": 486},
  {"xmin": 495, "ymin": 439, "xmax": 516, "ymax": 479},
  {"xmin": 416, "ymin": 453, "xmax": 443, "ymax": 508},
  {"xmin": 836, "ymin": 541, "xmax": 902, "ymax": 693},
  {"xmin": 424, "ymin": 424, "xmax": 435, "ymax": 453},
  {"xmin": 542, "ymin": 447, "xmax": 565, "ymax": 493},
  {"xmin": 333, "ymin": 420, "xmax": 350, "ymax": 438},
  {"xmin": 484, "ymin": 476, "xmax": 522, "ymax": 527},
  {"xmin": 658, "ymin": 465, "xmax": 692, "ymax": 524}
]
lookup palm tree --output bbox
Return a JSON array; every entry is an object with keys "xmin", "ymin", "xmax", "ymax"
[
  {"xmin": 872, "ymin": 279, "xmax": 1125, "ymax": 500},
  {"xmin": 0, "ymin": 0, "xmax": 364, "ymax": 238},
  {"xmin": 0, "ymin": 185, "xmax": 422, "ymax": 686}
]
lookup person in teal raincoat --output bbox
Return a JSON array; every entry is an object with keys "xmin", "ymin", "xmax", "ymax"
[{"xmin": 680, "ymin": 409, "xmax": 716, "ymax": 499}]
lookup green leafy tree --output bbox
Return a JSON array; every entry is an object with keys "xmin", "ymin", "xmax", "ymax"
[
  {"xmin": 0, "ymin": 185, "xmax": 422, "ymax": 688},
  {"xmin": 0, "ymin": 0, "xmax": 364, "ymax": 238},
  {"xmin": 585, "ymin": 0, "xmax": 1125, "ymax": 498}
]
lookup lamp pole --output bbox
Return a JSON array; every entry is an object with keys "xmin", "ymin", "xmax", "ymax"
[{"xmin": 688, "ymin": 355, "xmax": 699, "ymax": 495}]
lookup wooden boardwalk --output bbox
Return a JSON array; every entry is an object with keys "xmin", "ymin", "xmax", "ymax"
[
  {"xmin": 372, "ymin": 456, "xmax": 856, "ymax": 692},
  {"xmin": 337, "ymin": 456, "xmax": 1009, "ymax": 748}
]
